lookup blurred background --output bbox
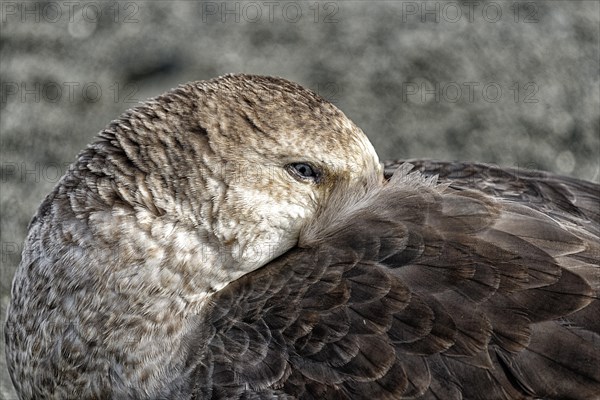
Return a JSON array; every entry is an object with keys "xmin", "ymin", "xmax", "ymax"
[{"xmin": 1, "ymin": 1, "xmax": 598, "ymax": 396}]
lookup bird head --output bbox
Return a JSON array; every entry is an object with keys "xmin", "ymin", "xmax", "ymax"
[{"xmin": 84, "ymin": 74, "xmax": 383, "ymax": 297}]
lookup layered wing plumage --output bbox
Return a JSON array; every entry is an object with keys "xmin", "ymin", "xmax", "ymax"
[{"xmin": 180, "ymin": 161, "xmax": 599, "ymax": 400}]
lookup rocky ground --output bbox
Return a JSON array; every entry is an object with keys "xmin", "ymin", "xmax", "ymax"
[{"xmin": 1, "ymin": 1, "xmax": 598, "ymax": 397}]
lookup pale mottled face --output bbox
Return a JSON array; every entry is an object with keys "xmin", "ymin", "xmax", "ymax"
[
  {"xmin": 105, "ymin": 74, "xmax": 383, "ymax": 289},
  {"xmin": 196, "ymin": 75, "xmax": 383, "ymax": 273}
]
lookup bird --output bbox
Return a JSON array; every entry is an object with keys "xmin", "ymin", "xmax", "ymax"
[{"xmin": 4, "ymin": 73, "xmax": 599, "ymax": 400}]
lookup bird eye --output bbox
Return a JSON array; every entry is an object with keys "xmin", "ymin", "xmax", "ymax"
[{"xmin": 286, "ymin": 163, "xmax": 321, "ymax": 183}]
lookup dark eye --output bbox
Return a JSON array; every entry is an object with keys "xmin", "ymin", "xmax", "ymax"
[{"xmin": 286, "ymin": 163, "xmax": 321, "ymax": 183}]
